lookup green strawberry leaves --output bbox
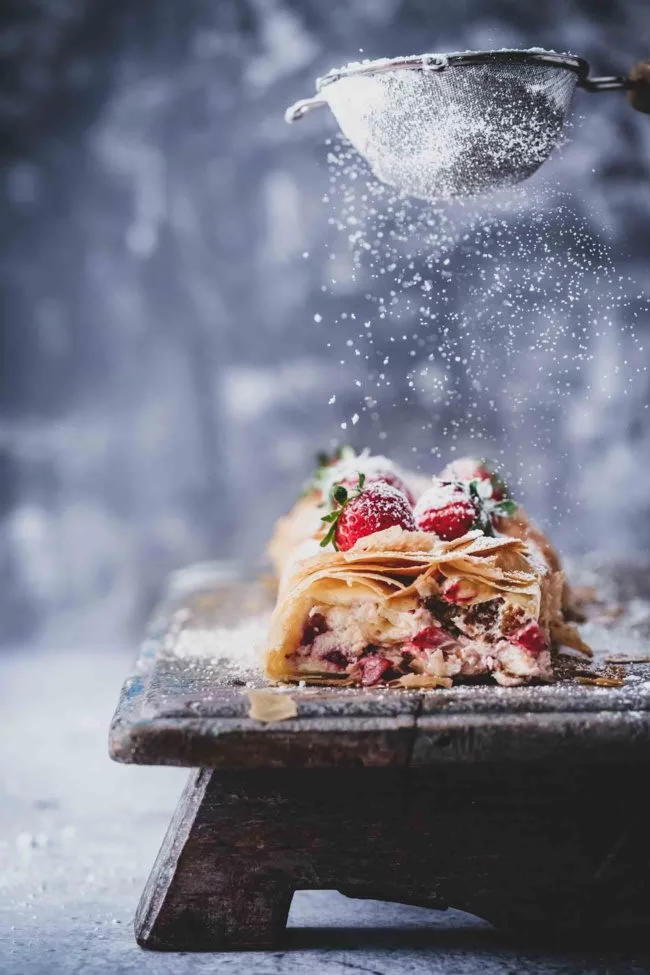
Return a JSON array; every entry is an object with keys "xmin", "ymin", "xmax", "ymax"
[
  {"xmin": 319, "ymin": 510, "xmax": 343, "ymax": 550},
  {"xmin": 467, "ymin": 479, "xmax": 517, "ymax": 537},
  {"xmin": 320, "ymin": 473, "xmax": 366, "ymax": 551}
]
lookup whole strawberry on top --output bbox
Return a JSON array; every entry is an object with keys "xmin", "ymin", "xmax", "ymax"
[
  {"xmin": 414, "ymin": 480, "xmax": 478, "ymax": 540},
  {"xmin": 319, "ymin": 448, "xmax": 416, "ymax": 505},
  {"xmin": 320, "ymin": 475, "xmax": 416, "ymax": 552},
  {"xmin": 439, "ymin": 456, "xmax": 508, "ymax": 501},
  {"xmin": 415, "ymin": 477, "xmax": 517, "ymax": 541}
]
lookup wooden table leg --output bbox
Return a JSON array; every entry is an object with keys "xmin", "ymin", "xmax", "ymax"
[
  {"xmin": 135, "ymin": 768, "xmax": 294, "ymax": 950},
  {"xmin": 135, "ymin": 764, "xmax": 650, "ymax": 951}
]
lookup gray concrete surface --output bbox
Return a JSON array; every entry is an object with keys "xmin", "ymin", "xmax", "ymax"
[{"xmin": 2, "ymin": 645, "xmax": 650, "ymax": 974}]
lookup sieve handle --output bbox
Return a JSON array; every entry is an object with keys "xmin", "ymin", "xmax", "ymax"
[
  {"xmin": 285, "ymin": 96, "xmax": 328, "ymax": 123},
  {"xmin": 580, "ymin": 60, "xmax": 650, "ymax": 114}
]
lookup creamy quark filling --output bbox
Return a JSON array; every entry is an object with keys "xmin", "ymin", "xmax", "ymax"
[{"xmin": 290, "ymin": 595, "xmax": 553, "ymax": 687}]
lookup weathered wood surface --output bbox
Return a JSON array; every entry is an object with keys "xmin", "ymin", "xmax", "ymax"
[
  {"xmin": 135, "ymin": 763, "xmax": 650, "ymax": 950},
  {"xmin": 109, "ymin": 558, "xmax": 650, "ymax": 769},
  {"xmin": 110, "ymin": 559, "xmax": 650, "ymax": 950}
]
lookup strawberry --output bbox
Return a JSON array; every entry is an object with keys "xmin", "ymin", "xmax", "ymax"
[
  {"xmin": 340, "ymin": 471, "xmax": 415, "ymax": 505},
  {"xmin": 510, "ymin": 621, "xmax": 548, "ymax": 657},
  {"xmin": 414, "ymin": 479, "xmax": 477, "ymax": 540},
  {"xmin": 302, "ymin": 613, "xmax": 328, "ymax": 645},
  {"xmin": 408, "ymin": 625, "xmax": 449, "ymax": 649},
  {"xmin": 320, "ymin": 450, "xmax": 416, "ymax": 505},
  {"xmin": 439, "ymin": 578, "xmax": 481, "ymax": 605},
  {"xmin": 439, "ymin": 456, "xmax": 508, "ymax": 501},
  {"xmin": 320, "ymin": 475, "xmax": 416, "ymax": 552},
  {"xmin": 322, "ymin": 648, "xmax": 350, "ymax": 670},
  {"xmin": 358, "ymin": 655, "xmax": 392, "ymax": 686}
]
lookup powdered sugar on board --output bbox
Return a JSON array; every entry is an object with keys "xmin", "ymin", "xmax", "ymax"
[
  {"xmin": 170, "ymin": 613, "xmax": 270, "ymax": 679},
  {"xmin": 142, "ymin": 563, "xmax": 274, "ymax": 684}
]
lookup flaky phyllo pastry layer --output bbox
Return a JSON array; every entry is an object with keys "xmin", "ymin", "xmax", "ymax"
[{"xmin": 266, "ymin": 527, "xmax": 589, "ymax": 689}]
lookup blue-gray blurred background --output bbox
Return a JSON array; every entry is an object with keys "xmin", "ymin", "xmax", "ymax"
[{"xmin": 1, "ymin": 0, "xmax": 649, "ymax": 648}]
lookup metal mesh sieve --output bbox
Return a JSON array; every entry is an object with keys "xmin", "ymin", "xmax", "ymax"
[{"xmin": 286, "ymin": 51, "xmax": 628, "ymax": 201}]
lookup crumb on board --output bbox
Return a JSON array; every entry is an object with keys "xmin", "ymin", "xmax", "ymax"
[
  {"xmin": 575, "ymin": 676, "xmax": 626, "ymax": 688},
  {"xmin": 247, "ymin": 689, "xmax": 298, "ymax": 722}
]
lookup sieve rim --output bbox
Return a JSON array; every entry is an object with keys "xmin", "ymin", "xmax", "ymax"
[{"xmin": 315, "ymin": 50, "xmax": 589, "ymax": 91}]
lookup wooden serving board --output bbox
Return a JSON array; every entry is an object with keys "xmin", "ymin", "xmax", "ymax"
[
  {"xmin": 108, "ymin": 558, "xmax": 650, "ymax": 951},
  {"xmin": 110, "ymin": 558, "xmax": 650, "ymax": 770}
]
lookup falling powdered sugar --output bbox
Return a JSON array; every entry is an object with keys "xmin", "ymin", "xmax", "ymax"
[{"xmin": 315, "ymin": 134, "xmax": 650, "ymax": 550}]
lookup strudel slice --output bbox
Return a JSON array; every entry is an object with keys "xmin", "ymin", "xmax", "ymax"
[{"xmin": 265, "ymin": 527, "xmax": 587, "ymax": 688}]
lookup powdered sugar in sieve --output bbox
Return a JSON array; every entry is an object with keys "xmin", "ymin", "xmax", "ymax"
[{"xmin": 286, "ymin": 51, "xmax": 630, "ymax": 201}]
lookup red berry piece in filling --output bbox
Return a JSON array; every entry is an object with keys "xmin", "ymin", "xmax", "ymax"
[
  {"xmin": 302, "ymin": 612, "xmax": 328, "ymax": 645},
  {"xmin": 321, "ymin": 478, "xmax": 416, "ymax": 552},
  {"xmin": 358, "ymin": 656, "xmax": 392, "ymax": 686},
  {"xmin": 510, "ymin": 621, "xmax": 548, "ymax": 657},
  {"xmin": 322, "ymin": 648, "xmax": 349, "ymax": 670},
  {"xmin": 439, "ymin": 578, "xmax": 480, "ymax": 605},
  {"xmin": 409, "ymin": 625, "xmax": 449, "ymax": 649},
  {"xmin": 414, "ymin": 480, "xmax": 476, "ymax": 541}
]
